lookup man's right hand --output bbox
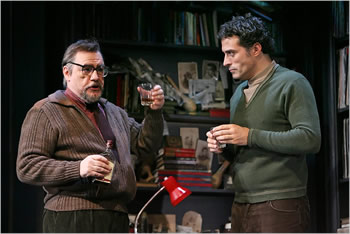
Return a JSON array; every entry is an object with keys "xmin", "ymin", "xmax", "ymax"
[
  {"xmin": 80, "ymin": 155, "xmax": 112, "ymax": 179},
  {"xmin": 206, "ymin": 130, "xmax": 224, "ymax": 154}
]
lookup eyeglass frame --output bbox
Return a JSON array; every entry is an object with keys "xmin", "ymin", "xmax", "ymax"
[{"xmin": 66, "ymin": 61, "xmax": 109, "ymax": 77}]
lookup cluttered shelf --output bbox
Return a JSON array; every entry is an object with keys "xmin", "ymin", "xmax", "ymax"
[{"xmin": 130, "ymin": 113, "xmax": 229, "ymax": 124}]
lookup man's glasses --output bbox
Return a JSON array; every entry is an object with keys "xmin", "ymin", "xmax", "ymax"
[{"xmin": 67, "ymin": 62, "xmax": 109, "ymax": 77}]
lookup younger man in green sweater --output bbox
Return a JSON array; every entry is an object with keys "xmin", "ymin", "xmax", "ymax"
[{"xmin": 207, "ymin": 14, "xmax": 321, "ymax": 232}]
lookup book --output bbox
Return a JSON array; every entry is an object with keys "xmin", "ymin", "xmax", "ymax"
[
  {"xmin": 157, "ymin": 163, "xmax": 208, "ymax": 171},
  {"xmin": 209, "ymin": 108, "xmax": 230, "ymax": 118},
  {"xmin": 199, "ymin": 14, "xmax": 206, "ymax": 46},
  {"xmin": 158, "ymin": 176, "xmax": 211, "ymax": 183},
  {"xmin": 202, "ymin": 13, "xmax": 210, "ymax": 47},
  {"xmin": 156, "ymin": 169, "xmax": 212, "ymax": 176},
  {"xmin": 178, "ymin": 182, "xmax": 212, "ymax": 187},
  {"xmin": 164, "ymin": 147, "xmax": 196, "ymax": 156},
  {"xmin": 212, "ymin": 10, "xmax": 218, "ymax": 47}
]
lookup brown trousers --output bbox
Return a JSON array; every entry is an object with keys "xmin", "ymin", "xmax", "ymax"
[
  {"xmin": 43, "ymin": 209, "xmax": 129, "ymax": 233},
  {"xmin": 231, "ymin": 196, "xmax": 310, "ymax": 233}
]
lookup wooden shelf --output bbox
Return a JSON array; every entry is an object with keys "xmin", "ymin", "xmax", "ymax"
[{"xmin": 130, "ymin": 113, "xmax": 229, "ymax": 124}]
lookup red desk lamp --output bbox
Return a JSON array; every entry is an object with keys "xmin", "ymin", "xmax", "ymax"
[{"xmin": 134, "ymin": 176, "xmax": 192, "ymax": 233}]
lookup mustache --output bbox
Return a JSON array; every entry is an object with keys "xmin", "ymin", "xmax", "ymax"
[{"xmin": 85, "ymin": 82, "xmax": 103, "ymax": 90}]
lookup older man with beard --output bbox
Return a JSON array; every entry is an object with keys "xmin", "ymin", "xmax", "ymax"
[{"xmin": 16, "ymin": 39, "xmax": 165, "ymax": 233}]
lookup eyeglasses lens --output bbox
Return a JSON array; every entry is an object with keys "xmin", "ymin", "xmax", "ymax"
[{"xmin": 81, "ymin": 65, "xmax": 108, "ymax": 77}]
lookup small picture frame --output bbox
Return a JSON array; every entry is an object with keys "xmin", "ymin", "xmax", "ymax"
[
  {"xmin": 202, "ymin": 60, "xmax": 220, "ymax": 80},
  {"xmin": 164, "ymin": 135, "xmax": 183, "ymax": 148},
  {"xmin": 195, "ymin": 139, "xmax": 213, "ymax": 171},
  {"xmin": 178, "ymin": 62, "xmax": 198, "ymax": 94},
  {"xmin": 180, "ymin": 127, "xmax": 199, "ymax": 149}
]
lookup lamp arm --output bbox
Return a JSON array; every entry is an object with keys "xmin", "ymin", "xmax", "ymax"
[{"xmin": 134, "ymin": 186, "xmax": 165, "ymax": 233}]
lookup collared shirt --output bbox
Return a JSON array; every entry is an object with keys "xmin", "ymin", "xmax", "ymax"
[
  {"xmin": 64, "ymin": 88, "xmax": 104, "ymax": 137},
  {"xmin": 244, "ymin": 60, "xmax": 277, "ymax": 103}
]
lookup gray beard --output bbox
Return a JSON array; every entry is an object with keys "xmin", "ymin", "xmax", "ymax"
[{"xmin": 81, "ymin": 89, "xmax": 103, "ymax": 104}]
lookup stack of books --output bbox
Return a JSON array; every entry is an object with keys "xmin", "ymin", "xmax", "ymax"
[{"xmin": 154, "ymin": 147, "xmax": 212, "ymax": 189}]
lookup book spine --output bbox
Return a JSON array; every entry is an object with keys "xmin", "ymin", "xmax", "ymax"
[
  {"xmin": 158, "ymin": 176, "xmax": 211, "ymax": 182},
  {"xmin": 156, "ymin": 169, "xmax": 212, "ymax": 176}
]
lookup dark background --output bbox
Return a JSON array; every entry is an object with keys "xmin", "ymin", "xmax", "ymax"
[{"xmin": 2, "ymin": 1, "xmax": 348, "ymax": 232}]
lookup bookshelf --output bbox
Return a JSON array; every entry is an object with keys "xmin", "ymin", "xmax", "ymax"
[
  {"xmin": 64, "ymin": 1, "xmax": 306, "ymax": 232},
  {"xmin": 95, "ymin": 3, "xmax": 242, "ymax": 231},
  {"xmin": 330, "ymin": 1, "xmax": 349, "ymax": 233},
  {"xmin": 6, "ymin": 1, "xmax": 343, "ymax": 233}
]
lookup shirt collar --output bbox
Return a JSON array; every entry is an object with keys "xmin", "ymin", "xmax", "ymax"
[
  {"xmin": 64, "ymin": 88, "xmax": 103, "ymax": 112},
  {"xmin": 248, "ymin": 60, "xmax": 277, "ymax": 87}
]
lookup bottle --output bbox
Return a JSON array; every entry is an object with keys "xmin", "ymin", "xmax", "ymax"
[{"xmin": 92, "ymin": 140, "xmax": 115, "ymax": 184}]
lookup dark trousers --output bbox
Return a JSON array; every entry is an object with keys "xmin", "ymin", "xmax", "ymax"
[
  {"xmin": 43, "ymin": 209, "xmax": 129, "ymax": 233},
  {"xmin": 231, "ymin": 196, "xmax": 310, "ymax": 233}
]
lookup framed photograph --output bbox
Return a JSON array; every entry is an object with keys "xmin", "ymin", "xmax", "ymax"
[
  {"xmin": 188, "ymin": 79, "xmax": 216, "ymax": 98},
  {"xmin": 178, "ymin": 62, "xmax": 198, "ymax": 94},
  {"xmin": 147, "ymin": 214, "xmax": 176, "ymax": 233},
  {"xmin": 202, "ymin": 60, "xmax": 220, "ymax": 80},
  {"xmin": 195, "ymin": 139, "xmax": 213, "ymax": 171},
  {"xmin": 214, "ymin": 80, "xmax": 225, "ymax": 101},
  {"xmin": 164, "ymin": 135, "xmax": 183, "ymax": 148},
  {"xmin": 180, "ymin": 127, "xmax": 199, "ymax": 149}
]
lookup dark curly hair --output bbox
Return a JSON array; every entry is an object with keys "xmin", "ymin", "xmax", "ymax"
[{"xmin": 217, "ymin": 13, "xmax": 275, "ymax": 55}]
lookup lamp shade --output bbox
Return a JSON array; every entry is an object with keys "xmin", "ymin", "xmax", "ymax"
[{"xmin": 161, "ymin": 176, "xmax": 192, "ymax": 206}]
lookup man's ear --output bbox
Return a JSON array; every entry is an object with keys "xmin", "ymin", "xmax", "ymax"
[
  {"xmin": 251, "ymin": 42, "xmax": 263, "ymax": 56},
  {"xmin": 63, "ymin": 66, "xmax": 70, "ymax": 83}
]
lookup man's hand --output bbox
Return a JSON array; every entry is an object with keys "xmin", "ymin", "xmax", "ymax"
[
  {"xmin": 206, "ymin": 130, "xmax": 224, "ymax": 153},
  {"xmin": 80, "ymin": 155, "xmax": 112, "ymax": 179},
  {"xmin": 150, "ymin": 84, "xmax": 165, "ymax": 110},
  {"xmin": 211, "ymin": 124, "xmax": 249, "ymax": 146}
]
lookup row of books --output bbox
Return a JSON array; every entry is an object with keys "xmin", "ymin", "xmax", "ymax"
[
  {"xmin": 154, "ymin": 169, "xmax": 212, "ymax": 189},
  {"xmin": 173, "ymin": 10, "xmax": 219, "ymax": 47},
  {"xmin": 337, "ymin": 46, "xmax": 349, "ymax": 109},
  {"xmin": 93, "ymin": 3, "xmax": 220, "ymax": 47},
  {"xmin": 154, "ymin": 147, "xmax": 213, "ymax": 189},
  {"xmin": 103, "ymin": 72, "xmax": 143, "ymax": 113},
  {"xmin": 332, "ymin": 1, "xmax": 349, "ymax": 38}
]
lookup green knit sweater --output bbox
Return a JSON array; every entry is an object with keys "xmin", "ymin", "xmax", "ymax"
[{"xmin": 226, "ymin": 65, "xmax": 321, "ymax": 203}]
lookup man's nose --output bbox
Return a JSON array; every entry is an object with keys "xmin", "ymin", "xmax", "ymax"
[
  {"xmin": 223, "ymin": 55, "xmax": 230, "ymax": 67},
  {"xmin": 90, "ymin": 70, "xmax": 100, "ymax": 80}
]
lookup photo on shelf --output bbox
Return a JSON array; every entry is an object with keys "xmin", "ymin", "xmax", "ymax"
[
  {"xmin": 180, "ymin": 127, "xmax": 199, "ymax": 149},
  {"xmin": 164, "ymin": 135, "xmax": 183, "ymax": 148},
  {"xmin": 178, "ymin": 62, "xmax": 198, "ymax": 94},
  {"xmin": 214, "ymin": 80, "xmax": 225, "ymax": 101},
  {"xmin": 202, "ymin": 60, "xmax": 220, "ymax": 80},
  {"xmin": 195, "ymin": 139, "xmax": 213, "ymax": 171},
  {"xmin": 147, "ymin": 214, "xmax": 176, "ymax": 233},
  {"xmin": 188, "ymin": 79, "xmax": 216, "ymax": 105}
]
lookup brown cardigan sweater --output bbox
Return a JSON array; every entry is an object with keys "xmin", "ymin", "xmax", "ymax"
[{"xmin": 16, "ymin": 90, "xmax": 164, "ymax": 213}]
